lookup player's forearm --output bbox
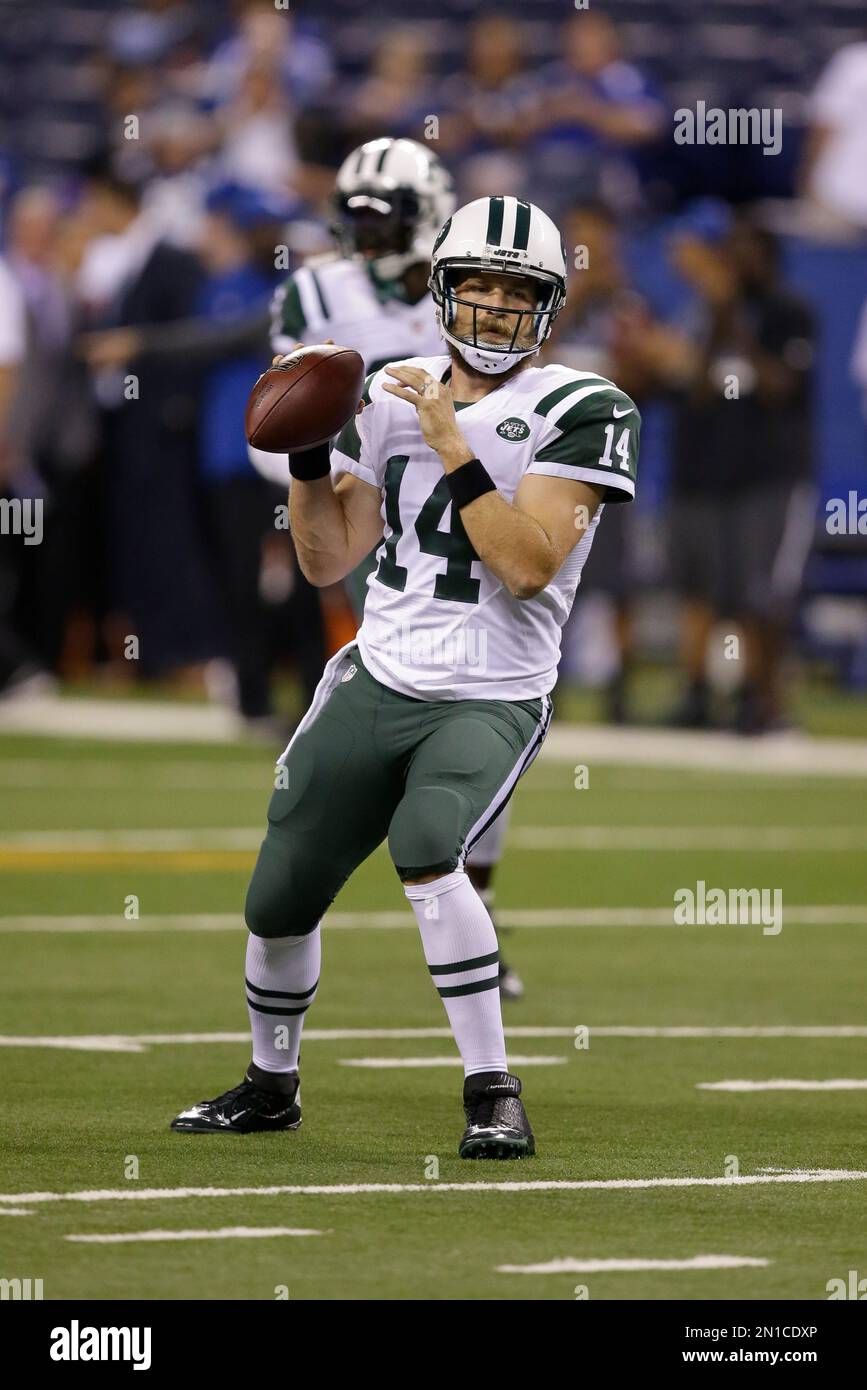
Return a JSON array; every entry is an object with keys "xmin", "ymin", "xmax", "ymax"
[
  {"xmin": 438, "ymin": 440, "xmax": 560, "ymax": 599},
  {"xmin": 289, "ymin": 477, "xmax": 356, "ymax": 587},
  {"xmin": 463, "ymin": 491, "xmax": 561, "ymax": 598}
]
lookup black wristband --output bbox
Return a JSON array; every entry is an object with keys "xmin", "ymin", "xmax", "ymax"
[
  {"xmin": 288, "ymin": 441, "xmax": 331, "ymax": 481},
  {"xmin": 446, "ymin": 457, "xmax": 496, "ymax": 510}
]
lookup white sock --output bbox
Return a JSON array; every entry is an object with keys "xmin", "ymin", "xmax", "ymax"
[
  {"xmin": 405, "ymin": 870, "xmax": 507, "ymax": 1078},
  {"xmin": 245, "ymin": 929, "xmax": 320, "ymax": 1074}
]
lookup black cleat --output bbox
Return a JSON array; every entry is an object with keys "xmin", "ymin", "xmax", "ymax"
[
  {"xmin": 170, "ymin": 1062, "xmax": 301, "ymax": 1134},
  {"xmin": 459, "ymin": 1070, "xmax": 535, "ymax": 1159}
]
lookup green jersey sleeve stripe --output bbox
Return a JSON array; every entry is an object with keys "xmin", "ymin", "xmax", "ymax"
[
  {"xmin": 272, "ymin": 278, "xmax": 307, "ymax": 346},
  {"xmin": 534, "ymin": 377, "xmax": 611, "ymax": 418},
  {"xmin": 334, "ymin": 414, "xmax": 362, "ymax": 463},
  {"xmin": 309, "ymin": 269, "xmax": 330, "ymax": 320},
  {"xmin": 527, "ymin": 461, "xmax": 636, "ymax": 501},
  {"xmin": 534, "ymin": 400, "xmax": 639, "ymax": 491},
  {"xmin": 552, "ymin": 388, "xmax": 635, "ymax": 437},
  {"xmin": 332, "ymin": 373, "xmax": 376, "ymax": 461}
]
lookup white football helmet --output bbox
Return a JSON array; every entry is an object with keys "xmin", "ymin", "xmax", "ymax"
[
  {"xmin": 429, "ymin": 195, "xmax": 567, "ymax": 374},
  {"xmin": 333, "ymin": 138, "xmax": 456, "ymax": 285}
]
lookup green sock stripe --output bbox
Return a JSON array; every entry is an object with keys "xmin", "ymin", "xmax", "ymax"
[
  {"xmin": 437, "ymin": 974, "xmax": 501, "ymax": 999},
  {"xmin": 247, "ymin": 999, "xmax": 311, "ymax": 1017},
  {"xmin": 245, "ymin": 977, "xmax": 318, "ymax": 1001},
  {"xmin": 427, "ymin": 949, "xmax": 499, "ymax": 977}
]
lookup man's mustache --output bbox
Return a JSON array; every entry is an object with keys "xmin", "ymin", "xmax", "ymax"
[{"xmin": 478, "ymin": 313, "xmax": 525, "ymax": 331}]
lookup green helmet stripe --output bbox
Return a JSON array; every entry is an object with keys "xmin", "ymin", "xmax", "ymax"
[
  {"xmin": 375, "ymin": 142, "xmax": 391, "ymax": 173},
  {"xmin": 513, "ymin": 200, "xmax": 531, "ymax": 251},
  {"xmin": 485, "ymin": 195, "xmax": 505, "ymax": 246}
]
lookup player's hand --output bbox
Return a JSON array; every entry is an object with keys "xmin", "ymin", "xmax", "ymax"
[
  {"xmin": 382, "ymin": 364, "xmax": 469, "ymax": 463},
  {"xmin": 79, "ymin": 328, "xmax": 143, "ymax": 368}
]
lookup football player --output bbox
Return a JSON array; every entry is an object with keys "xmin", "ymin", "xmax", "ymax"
[
  {"xmin": 253, "ymin": 137, "xmax": 525, "ymax": 998},
  {"xmin": 173, "ymin": 195, "xmax": 639, "ymax": 1157}
]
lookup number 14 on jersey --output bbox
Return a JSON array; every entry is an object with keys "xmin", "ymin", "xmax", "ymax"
[{"xmin": 597, "ymin": 424, "xmax": 632, "ymax": 472}]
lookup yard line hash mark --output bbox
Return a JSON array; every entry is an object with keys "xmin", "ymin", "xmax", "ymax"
[
  {"xmin": 3, "ymin": 1171, "xmax": 867, "ymax": 1207},
  {"xmin": 1, "ymin": 1025, "xmax": 866, "ymax": 1053},
  {"xmin": 65, "ymin": 1226, "xmax": 326, "ymax": 1244},
  {"xmin": 497, "ymin": 1254, "xmax": 770, "ymax": 1274},
  {"xmin": 698, "ymin": 1079, "xmax": 867, "ymax": 1091}
]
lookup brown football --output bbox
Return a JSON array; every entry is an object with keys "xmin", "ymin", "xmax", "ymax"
[{"xmin": 244, "ymin": 344, "xmax": 365, "ymax": 453}]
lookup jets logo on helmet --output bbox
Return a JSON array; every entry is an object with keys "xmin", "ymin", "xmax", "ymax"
[
  {"xmin": 429, "ymin": 196, "xmax": 567, "ymax": 375},
  {"xmin": 333, "ymin": 138, "xmax": 456, "ymax": 286}
]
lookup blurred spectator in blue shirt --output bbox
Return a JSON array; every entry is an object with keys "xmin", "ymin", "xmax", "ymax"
[
  {"xmin": 195, "ymin": 182, "xmax": 278, "ymax": 484},
  {"xmin": 520, "ymin": 11, "xmax": 665, "ymax": 215},
  {"xmin": 203, "ymin": 0, "xmax": 333, "ymax": 113},
  {"xmin": 192, "ymin": 182, "xmax": 323, "ymax": 729},
  {"xmin": 437, "ymin": 17, "xmax": 530, "ymax": 200},
  {"xmin": 347, "ymin": 28, "xmax": 437, "ymax": 145}
]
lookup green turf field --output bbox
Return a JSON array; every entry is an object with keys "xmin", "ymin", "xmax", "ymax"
[{"xmin": 1, "ymin": 731, "xmax": 866, "ymax": 1301}]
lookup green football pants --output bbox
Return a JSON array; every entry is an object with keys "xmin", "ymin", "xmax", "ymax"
[{"xmin": 245, "ymin": 643, "xmax": 550, "ymax": 938}]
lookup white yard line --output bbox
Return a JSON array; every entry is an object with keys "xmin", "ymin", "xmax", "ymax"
[
  {"xmin": 338, "ymin": 1055, "xmax": 566, "ymax": 1069},
  {"xmin": 698, "ymin": 1079, "xmax": 867, "ymax": 1092},
  {"xmin": 0, "ymin": 697, "xmax": 239, "ymax": 743},
  {"xmin": 0, "ymin": 828, "xmax": 261, "ymax": 850},
  {"xmin": 2, "ymin": 1025, "xmax": 866, "ymax": 1053},
  {"xmin": 3, "ymin": 701, "xmax": 866, "ymax": 772},
  {"xmin": 2, "ymin": 1170, "xmax": 867, "ymax": 1207},
  {"xmin": 497, "ymin": 1254, "xmax": 770, "ymax": 1274},
  {"xmin": 2, "ymin": 904, "xmax": 866, "ymax": 934},
  {"xmin": 1, "ymin": 825, "xmax": 865, "ymax": 852},
  {"xmin": 1, "ymin": 760, "xmax": 860, "ymax": 794},
  {"xmin": 0, "ymin": 1208, "xmax": 33, "ymax": 1216},
  {"xmin": 541, "ymin": 726, "xmax": 867, "ymax": 777},
  {"xmin": 510, "ymin": 826, "xmax": 867, "ymax": 851},
  {"xmin": 0, "ymin": 761, "xmax": 268, "ymax": 789},
  {"xmin": 65, "ymin": 1226, "xmax": 325, "ymax": 1244}
]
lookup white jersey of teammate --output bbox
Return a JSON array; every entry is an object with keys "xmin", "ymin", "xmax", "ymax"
[
  {"xmin": 249, "ymin": 254, "xmax": 444, "ymax": 484},
  {"xmin": 331, "ymin": 354, "xmax": 639, "ymax": 701},
  {"xmin": 271, "ymin": 253, "xmax": 443, "ymax": 370}
]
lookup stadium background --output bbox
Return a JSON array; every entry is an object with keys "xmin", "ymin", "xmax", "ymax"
[
  {"xmin": 1, "ymin": 0, "xmax": 866, "ymax": 723},
  {"xmin": 1, "ymin": 0, "xmax": 867, "ymax": 1306}
]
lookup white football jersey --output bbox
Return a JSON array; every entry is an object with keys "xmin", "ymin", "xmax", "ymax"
[
  {"xmin": 271, "ymin": 253, "xmax": 443, "ymax": 370},
  {"xmin": 331, "ymin": 355, "xmax": 639, "ymax": 701}
]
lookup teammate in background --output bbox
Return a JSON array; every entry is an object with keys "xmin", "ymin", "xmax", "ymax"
[
  {"xmin": 252, "ymin": 138, "xmax": 525, "ymax": 997},
  {"xmin": 173, "ymin": 194, "xmax": 639, "ymax": 1157}
]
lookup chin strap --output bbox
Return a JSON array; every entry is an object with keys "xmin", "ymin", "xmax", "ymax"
[{"xmin": 440, "ymin": 320, "xmax": 538, "ymax": 375}]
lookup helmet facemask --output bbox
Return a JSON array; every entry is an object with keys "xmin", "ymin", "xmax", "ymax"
[
  {"xmin": 430, "ymin": 260, "xmax": 566, "ymax": 375},
  {"xmin": 332, "ymin": 188, "xmax": 426, "ymax": 285}
]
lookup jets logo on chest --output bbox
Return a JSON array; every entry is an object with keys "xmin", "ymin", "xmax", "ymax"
[{"xmin": 496, "ymin": 417, "xmax": 531, "ymax": 442}]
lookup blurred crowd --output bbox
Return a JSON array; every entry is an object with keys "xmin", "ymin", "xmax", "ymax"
[{"xmin": 1, "ymin": 0, "xmax": 866, "ymax": 735}]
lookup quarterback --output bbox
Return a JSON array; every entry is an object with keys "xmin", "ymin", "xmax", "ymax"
[
  {"xmin": 172, "ymin": 194, "xmax": 639, "ymax": 1157},
  {"xmin": 255, "ymin": 137, "xmax": 525, "ymax": 997}
]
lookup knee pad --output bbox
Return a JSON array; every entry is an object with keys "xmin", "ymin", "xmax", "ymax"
[
  {"xmin": 388, "ymin": 784, "xmax": 470, "ymax": 882},
  {"xmin": 244, "ymin": 831, "xmax": 329, "ymax": 939}
]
